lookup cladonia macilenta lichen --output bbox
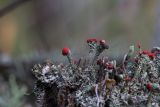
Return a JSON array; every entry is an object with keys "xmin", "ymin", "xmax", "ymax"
[{"xmin": 32, "ymin": 39, "xmax": 160, "ymax": 107}]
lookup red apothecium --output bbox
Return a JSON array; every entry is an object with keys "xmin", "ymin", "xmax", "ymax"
[
  {"xmin": 99, "ymin": 39, "xmax": 106, "ymax": 45},
  {"xmin": 137, "ymin": 43, "xmax": 141, "ymax": 49},
  {"xmin": 141, "ymin": 50, "xmax": 150, "ymax": 55},
  {"xmin": 97, "ymin": 59, "xmax": 102, "ymax": 65},
  {"xmin": 148, "ymin": 53, "xmax": 155, "ymax": 59},
  {"xmin": 124, "ymin": 76, "xmax": 131, "ymax": 81},
  {"xmin": 87, "ymin": 38, "xmax": 97, "ymax": 43},
  {"xmin": 62, "ymin": 47, "xmax": 70, "ymax": 56},
  {"xmin": 106, "ymin": 63, "xmax": 114, "ymax": 70},
  {"xmin": 146, "ymin": 83, "xmax": 152, "ymax": 90}
]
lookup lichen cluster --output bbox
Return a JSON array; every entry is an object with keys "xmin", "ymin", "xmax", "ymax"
[{"xmin": 32, "ymin": 39, "xmax": 160, "ymax": 107}]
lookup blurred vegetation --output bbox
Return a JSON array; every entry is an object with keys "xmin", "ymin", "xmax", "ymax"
[
  {"xmin": 0, "ymin": 0, "xmax": 158, "ymax": 56},
  {"xmin": 0, "ymin": 0, "xmax": 9, "ymax": 5},
  {"xmin": 0, "ymin": 75, "xmax": 27, "ymax": 107}
]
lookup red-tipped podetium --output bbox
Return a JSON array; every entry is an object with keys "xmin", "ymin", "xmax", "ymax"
[
  {"xmin": 62, "ymin": 47, "xmax": 75, "ymax": 71},
  {"xmin": 140, "ymin": 50, "xmax": 155, "ymax": 59},
  {"xmin": 62, "ymin": 47, "xmax": 70, "ymax": 56},
  {"xmin": 99, "ymin": 39, "xmax": 109, "ymax": 49}
]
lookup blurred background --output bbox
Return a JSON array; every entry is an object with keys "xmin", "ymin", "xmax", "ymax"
[{"xmin": 0, "ymin": 0, "xmax": 160, "ymax": 106}]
